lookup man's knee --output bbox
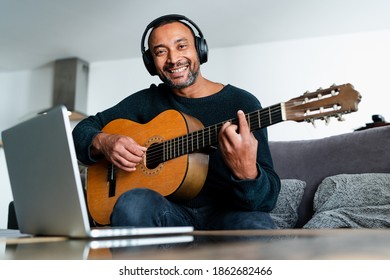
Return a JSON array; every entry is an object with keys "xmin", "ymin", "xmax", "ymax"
[
  {"xmin": 111, "ymin": 188, "xmax": 165, "ymax": 226},
  {"xmin": 116, "ymin": 188, "xmax": 163, "ymax": 207}
]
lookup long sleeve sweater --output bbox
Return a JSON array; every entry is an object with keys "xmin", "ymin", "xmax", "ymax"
[{"xmin": 72, "ymin": 83, "xmax": 281, "ymax": 212}]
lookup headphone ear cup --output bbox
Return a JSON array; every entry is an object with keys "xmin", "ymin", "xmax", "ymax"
[
  {"xmin": 142, "ymin": 49, "xmax": 157, "ymax": 76},
  {"xmin": 195, "ymin": 36, "xmax": 208, "ymax": 64}
]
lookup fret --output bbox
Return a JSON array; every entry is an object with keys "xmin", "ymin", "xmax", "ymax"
[
  {"xmin": 176, "ymin": 137, "xmax": 179, "ymax": 157},
  {"xmin": 197, "ymin": 130, "xmax": 200, "ymax": 150},
  {"xmin": 176, "ymin": 138, "xmax": 178, "ymax": 157},
  {"xmin": 191, "ymin": 133, "xmax": 193, "ymax": 152},
  {"xmin": 186, "ymin": 132, "xmax": 190, "ymax": 154},
  {"xmin": 172, "ymin": 138, "xmax": 175, "ymax": 159},
  {"xmin": 174, "ymin": 138, "xmax": 177, "ymax": 158},
  {"xmin": 163, "ymin": 141, "xmax": 166, "ymax": 162},
  {"xmin": 167, "ymin": 139, "xmax": 170, "ymax": 160},
  {"xmin": 202, "ymin": 129, "xmax": 205, "ymax": 148},
  {"xmin": 268, "ymin": 107, "xmax": 272, "ymax": 125},
  {"xmin": 179, "ymin": 137, "xmax": 181, "ymax": 156},
  {"xmin": 181, "ymin": 135, "xmax": 184, "ymax": 156},
  {"xmin": 169, "ymin": 139, "xmax": 172, "ymax": 159},
  {"xmin": 208, "ymin": 126, "xmax": 211, "ymax": 146},
  {"xmin": 172, "ymin": 138, "xmax": 175, "ymax": 158}
]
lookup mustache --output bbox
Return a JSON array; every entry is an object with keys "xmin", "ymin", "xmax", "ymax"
[{"xmin": 163, "ymin": 60, "xmax": 189, "ymax": 71}]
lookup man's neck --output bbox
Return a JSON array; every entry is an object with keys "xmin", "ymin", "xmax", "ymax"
[{"xmin": 171, "ymin": 76, "xmax": 224, "ymax": 98}]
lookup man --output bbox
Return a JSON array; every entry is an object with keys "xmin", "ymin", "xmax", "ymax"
[{"xmin": 72, "ymin": 14, "xmax": 281, "ymax": 230}]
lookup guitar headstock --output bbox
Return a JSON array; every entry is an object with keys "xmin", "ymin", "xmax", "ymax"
[{"xmin": 284, "ymin": 83, "xmax": 361, "ymax": 124}]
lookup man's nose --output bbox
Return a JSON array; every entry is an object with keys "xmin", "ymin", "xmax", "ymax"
[{"xmin": 167, "ymin": 50, "xmax": 180, "ymax": 64}]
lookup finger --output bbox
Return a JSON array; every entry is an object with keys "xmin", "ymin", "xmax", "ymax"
[
  {"xmin": 113, "ymin": 154, "xmax": 139, "ymax": 172},
  {"xmin": 118, "ymin": 156, "xmax": 139, "ymax": 168},
  {"xmin": 237, "ymin": 110, "xmax": 250, "ymax": 134},
  {"xmin": 220, "ymin": 121, "xmax": 231, "ymax": 134},
  {"xmin": 116, "ymin": 145, "xmax": 145, "ymax": 165},
  {"xmin": 109, "ymin": 139, "xmax": 145, "ymax": 167},
  {"xmin": 122, "ymin": 137, "xmax": 147, "ymax": 157},
  {"xmin": 125, "ymin": 145, "xmax": 147, "ymax": 158},
  {"xmin": 219, "ymin": 123, "xmax": 239, "ymax": 148}
]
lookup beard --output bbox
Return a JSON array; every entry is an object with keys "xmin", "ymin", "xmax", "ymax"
[{"xmin": 159, "ymin": 61, "xmax": 200, "ymax": 90}]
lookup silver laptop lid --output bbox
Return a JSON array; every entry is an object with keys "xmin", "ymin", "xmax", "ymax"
[{"xmin": 2, "ymin": 105, "xmax": 91, "ymax": 237}]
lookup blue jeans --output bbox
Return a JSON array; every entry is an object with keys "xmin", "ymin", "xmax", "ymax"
[{"xmin": 110, "ymin": 188, "xmax": 276, "ymax": 230}]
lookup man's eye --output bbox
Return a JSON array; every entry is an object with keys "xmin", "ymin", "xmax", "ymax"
[
  {"xmin": 179, "ymin": 44, "xmax": 187, "ymax": 49},
  {"xmin": 155, "ymin": 50, "xmax": 166, "ymax": 56}
]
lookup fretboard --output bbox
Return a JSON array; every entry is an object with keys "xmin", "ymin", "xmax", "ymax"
[{"xmin": 145, "ymin": 103, "xmax": 285, "ymax": 167}]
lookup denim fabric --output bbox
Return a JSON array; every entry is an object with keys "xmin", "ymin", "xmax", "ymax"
[{"xmin": 110, "ymin": 188, "xmax": 276, "ymax": 230}]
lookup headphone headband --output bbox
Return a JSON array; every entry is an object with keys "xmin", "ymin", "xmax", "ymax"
[{"xmin": 141, "ymin": 14, "xmax": 208, "ymax": 76}]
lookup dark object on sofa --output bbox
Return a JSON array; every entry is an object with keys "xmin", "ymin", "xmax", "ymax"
[
  {"xmin": 355, "ymin": 114, "xmax": 389, "ymax": 131},
  {"xmin": 269, "ymin": 125, "xmax": 390, "ymax": 228}
]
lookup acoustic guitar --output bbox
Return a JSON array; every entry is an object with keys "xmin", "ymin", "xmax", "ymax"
[{"xmin": 87, "ymin": 83, "xmax": 361, "ymax": 225}]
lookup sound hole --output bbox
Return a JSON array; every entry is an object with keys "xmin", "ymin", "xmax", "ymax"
[{"xmin": 145, "ymin": 142, "xmax": 163, "ymax": 169}]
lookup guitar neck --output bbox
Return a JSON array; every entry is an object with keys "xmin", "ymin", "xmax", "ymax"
[
  {"xmin": 228, "ymin": 103, "xmax": 285, "ymax": 133},
  {"xmin": 146, "ymin": 103, "xmax": 285, "ymax": 166}
]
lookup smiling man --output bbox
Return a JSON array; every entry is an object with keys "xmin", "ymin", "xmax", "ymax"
[{"xmin": 72, "ymin": 14, "xmax": 281, "ymax": 230}]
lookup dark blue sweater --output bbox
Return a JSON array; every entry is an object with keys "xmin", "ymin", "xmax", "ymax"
[{"xmin": 72, "ymin": 83, "xmax": 280, "ymax": 212}]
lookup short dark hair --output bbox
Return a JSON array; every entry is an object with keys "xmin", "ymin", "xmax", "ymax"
[{"xmin": 147, "ymin": 19, "xmax": 196, "ymax": 48}]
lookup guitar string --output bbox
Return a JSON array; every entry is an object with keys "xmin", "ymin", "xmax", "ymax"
[{"xmin": 144, "ymin": 104, "xmax": 285, "ymax": 166}]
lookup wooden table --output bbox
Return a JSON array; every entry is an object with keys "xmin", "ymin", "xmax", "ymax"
[{"xmin": 2, "ymin": 228, "xmax": 390, "ymax": 260}]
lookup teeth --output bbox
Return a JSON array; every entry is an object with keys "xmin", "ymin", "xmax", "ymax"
[{"xmin": 170, "ymin": 66, "xmax": 187, "ymax": 73}]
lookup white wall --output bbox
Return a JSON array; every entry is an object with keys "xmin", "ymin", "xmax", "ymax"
[
  {"xmin": 1, "ymin": 29, "xmax": 390, "ymax": 228},
  {"xmin": 208, "ymin": 30, "xmax": 390, "ymax": 140},
  {"xmin": 0, "ymin": 66, "xmax": 53, "ymax": 229}
]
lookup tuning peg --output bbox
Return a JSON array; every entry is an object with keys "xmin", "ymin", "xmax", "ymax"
[
  {"xmin": 337, "ymin": 114, "xmax": 345, "ymax": 121},
  {"xmin": 324, "ymin": 116, "xmax": 330, "ymax": 125},
  {"xmin": 307, "ymin": 118, "xmax": 316, "ymax": 127}
]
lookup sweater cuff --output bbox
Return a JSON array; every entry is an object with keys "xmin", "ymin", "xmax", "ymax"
[{"xmin": 231, "ymin": 163, "xmax": 261, "ymax": 183}]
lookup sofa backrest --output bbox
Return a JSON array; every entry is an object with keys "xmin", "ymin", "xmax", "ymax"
[{"xmin": 269, "ymin": 125, "xmax": 390, "ymax": 228}]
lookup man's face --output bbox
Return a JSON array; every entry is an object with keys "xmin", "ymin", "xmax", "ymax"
[{"xmin": 148, "ymin": 22, "xmax": 200, "ymax": 89}]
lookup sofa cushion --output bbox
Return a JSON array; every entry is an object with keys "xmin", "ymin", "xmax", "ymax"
[
  {"xmin": 303, "ymin": 173, "xmax": 390, "ymax": 228},
  {"xmin": 269, "ymin": 125, "xmax": 390, "ymax": 227},
  {"xmin": 270, "ymin": 179, "xmax": 306, "ymax": 229}
]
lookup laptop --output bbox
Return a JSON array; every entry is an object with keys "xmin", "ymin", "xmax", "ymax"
[{"xmin": 2, "ymin": 105, "xmax": 193, "ymax": 239}]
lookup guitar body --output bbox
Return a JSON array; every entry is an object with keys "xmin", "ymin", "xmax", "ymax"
[{"xmin": 87, "ymin": 110, "xmax": 209, "ymax": 225}]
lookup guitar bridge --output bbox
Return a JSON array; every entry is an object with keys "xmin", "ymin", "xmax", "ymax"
[{"xmin": 107, "ymin": 163, "xmax": 116, "ymax": 197}]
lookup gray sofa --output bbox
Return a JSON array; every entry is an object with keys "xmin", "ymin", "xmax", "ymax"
[{"xmin": 269, "ymin": 124, "xmax": 390, "ymax": 228}]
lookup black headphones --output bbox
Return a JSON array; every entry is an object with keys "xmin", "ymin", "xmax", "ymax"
[{"xmin": 141, "ymin": 14, "xmax": 208, "ymax": 76}]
